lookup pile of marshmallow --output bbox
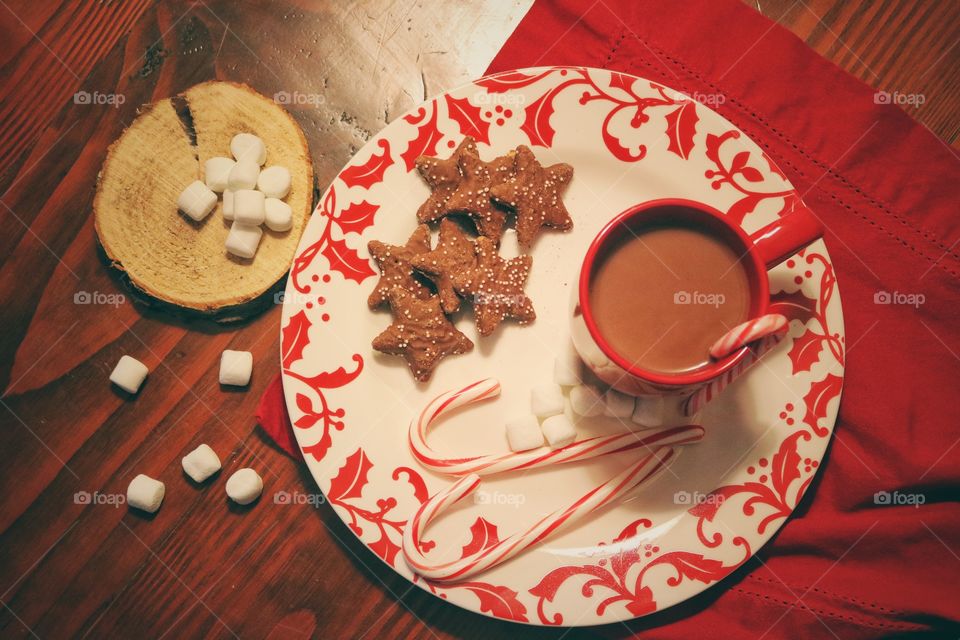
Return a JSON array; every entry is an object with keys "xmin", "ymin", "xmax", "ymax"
[
  {"xmin": 176, "ymin": 133, "xmax": 294, "ymax": 260},
  {"xmin": 109, "ymin": 350, "xmax": 266, "ymax": 513},
  {"xmin": 505, "ymin": 341, "xmax": 665, "ymax": 452}
]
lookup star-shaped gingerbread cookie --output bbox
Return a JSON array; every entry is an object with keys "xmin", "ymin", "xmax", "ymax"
[
  {"xmin": 410, "ymin": 218, "xmax": 477, "ymax": 314},
  {"xmin": 452, "ymin": 237, "xmax": 536, "ymax": 336},
  {"xmin": 415, "ymin": 137, "xmax": 477, "ymax": 223},
  {"xmin": 489, "ymin": 145, "xmax": 573, "ymax": 248},
  {"xmin": 367, "ymin": 224, "xmax": 434, "ymax": 309},
  {"xmin": 371, "ymin": 287, "xmax": 474, "ymax": 381},
  {"xmin": 442, "ymin": 149, "xmax": 515, "ymax": 243}
]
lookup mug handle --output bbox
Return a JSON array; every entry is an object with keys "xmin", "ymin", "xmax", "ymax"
[{"xmin": 749, "ymin": 203, "xmax": 824, "ymax": 268}]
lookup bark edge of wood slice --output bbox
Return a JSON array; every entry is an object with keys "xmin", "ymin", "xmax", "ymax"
[{"xmin": 94, "ymin": 81, "xmax": 314, "ymax": 323}]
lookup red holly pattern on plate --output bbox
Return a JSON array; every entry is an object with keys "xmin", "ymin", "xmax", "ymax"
[{"xmin": 279, "ymin": 67, "xmax": 844, "ymax": 626}]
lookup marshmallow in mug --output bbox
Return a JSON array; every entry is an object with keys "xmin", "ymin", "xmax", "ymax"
[
  {"xmin": 204, "ymin": 156, "xmax": 235, "ymax": 193},
  {"xmin": 181, "ymin": 444, "xmax": 221, "ymax": 483},
  {"xmin": 110, "ymin": 355, "xmax": 149, "ymax": 394},
  {"xmin": 505, "ymin": 415, "xmax": 544, "ymax": 452},
  {"xmin": 257, "ymin": 166, "xmax": 291, "ymax": 199},
  {"xmin": 177, "ymin": 180, "xmax": 217, "ymax": 222},
  {"xmin": 127, "ymin": 474, "xmax": 165, "ymax": 513},
  {"xmin": 230, "ymin": 133, "xmax": 267, "ymax": 165},
  {"xmin": 219, "ymin": 350, "xmax": 253, "ymax": 386},
  {"xmin": 226, "ymin": 468, "xmax": 263, "ymax": 505}
]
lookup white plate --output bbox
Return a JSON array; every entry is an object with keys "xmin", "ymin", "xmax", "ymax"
[{"xmin": 279, "ymin": 66, "xmax": 844, "ymax": 625}]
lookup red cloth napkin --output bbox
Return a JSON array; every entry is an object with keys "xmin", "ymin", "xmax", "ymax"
[
  {"xmin": 259, "ymin": 0, "xmax": 960, "ymax": 634},
  {"xmin": 256, "ymin": 375, "xmax": 303, "ymax": 461}
]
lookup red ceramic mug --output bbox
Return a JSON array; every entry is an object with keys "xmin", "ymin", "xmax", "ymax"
[{"xmin": 569, "ymin": 198, "xmax": 823, "ymax": 397}]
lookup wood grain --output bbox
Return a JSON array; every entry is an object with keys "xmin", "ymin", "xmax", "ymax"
[
  {"xmin": 750, "ymin": 0, "xmax": 959, "ymax": 146},
  {"xmin": 0, "ymin": 1, "xmax": 956, "ymax": 638}
]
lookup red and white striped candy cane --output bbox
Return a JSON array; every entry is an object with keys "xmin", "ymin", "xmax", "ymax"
[
  {"xmin": 685, "ymin": 333, "xmax": 785, "ymax": 416},
  {"xmin": 709, "ymin": 314, "xmax": 788, "ymax": 359},
  {"xmin": 402, "ymin": 447, "xmax": 676, "ymax": 582},
  {"xmin": 409, "ymin": 378, "xmax": 704, "ymax": 476}
]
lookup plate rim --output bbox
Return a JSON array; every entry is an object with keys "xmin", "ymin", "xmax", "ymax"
[{"xmin": 278, "ymin": 65, "xmax": 845, "ymax": 626}]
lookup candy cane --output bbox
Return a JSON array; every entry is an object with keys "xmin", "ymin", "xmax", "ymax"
[
  {"xmin": 402, "ymin": 447, "xmax": 676, "ymax": 582},
  {"xmin": 409, "ymin": 378, "xmax": 704, "ymax": 476},
  {"xmin": 685, "ymin": 333, "xmax": 785, "ymax": 416},
  {"xmin": 709, "ymin": 314, "xmax": 788, "ymax": 359}
]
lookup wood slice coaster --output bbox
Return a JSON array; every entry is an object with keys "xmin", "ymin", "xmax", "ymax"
[{"xmin": 94, "ymin": 81, "xmax": 314, "ymax": 322}]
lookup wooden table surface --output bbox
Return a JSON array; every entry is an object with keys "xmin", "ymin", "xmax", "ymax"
[{"xmin": 1, "ymin": 1, "xmax": 957, "ymax": 638}]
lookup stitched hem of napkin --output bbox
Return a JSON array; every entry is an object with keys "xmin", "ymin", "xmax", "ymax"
[
  {"xmin": 746, "ymin": 574, "xmax": 905, "ymax": 616},
  {"xmin": 602, "ymin": 28, "xmax": 960, "ymax": 280},
  {"xmin": 732, "ymin": 586, "xmax": 927, "ymax": 632}
]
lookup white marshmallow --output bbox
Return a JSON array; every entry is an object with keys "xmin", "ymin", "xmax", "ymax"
[
  {"xmin": 541, "ymin": 414, "xmax": 577, "ymax": 448},
  {"xmin": 505, "ymin": 415, "xmax": 544, "ymax": 452},
  {"xmin": 499, "ymin": 229, "xmax": 521, "ymax": 258},
  {"xmin": 228, "ymin": 159, "xmax": 261, "ymax": 191},
  {"xmin": 569, "ymin": 384, "xmax": 604, "ymax": 417},
  {"xmin": 580, "ymin": 339, "xmax": 610, "ymax": 369},
  {"xmin": 222, "ymin": 190, "xmax": 235, "ymax": 220},
  {"xmin": 231, "ymin": 132, "xmax": 267, "ymax": 165},
  {"xmin": 233, "ymin": 189, "xmax": 265, "ymax": 225},
  {"xmin": 264, "ymin": 198, "xmax": 292, "ymax": 232},
  {"xmin": 632, "ymin": 395, "xmax": 665, "ymax": 427},
  {"xmin": 177, "ymin": 180, "xmax": 217, "ymax": 222},
  {"xmin": 257, "ymin": 166, "xmax": 291, "ymax": 199},
  {"xmin": 604, "ymin": 389, "xmax": 636, "ymax": 419},
  {"xmin": 225, "ymin": 223, "xmax": 263, "ymax": 259},
  {"xmin": 110, "ymin": 355, "xmax": 148, "ymax": 394},
  {"xmin": 127, "ymin": 474, "xmax": 165, "ymax": 513},
  {"xmin": 204, "ymin": 156, "xmax": 235, "ymax": 193},
  {"xmin": 219, "ymin": 349, "xmax": 253, "ymax": 386},
  {"xmin": 226, "ymin": 468, "xmax": 263, "ymax": 505},
  {"xmin": 181, "ymin": 444, "xmax": 221, "ymax": 483},
  {"xmin": 554, "ymin": 340, "xmax": 584, "ymax": 386},
  {"xmin": 530, "ymin": 383, "xmax": 565, "ymax": 419}
]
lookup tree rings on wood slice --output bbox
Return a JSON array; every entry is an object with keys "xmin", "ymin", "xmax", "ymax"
[{"xmin": 94, "ymin": 81, "xmax": 314, "ymax": 322}]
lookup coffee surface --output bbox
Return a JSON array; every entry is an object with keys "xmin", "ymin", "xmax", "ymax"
[{"xmin": 588, "ymin": 224, "xmax": 751, "ymax": 374}]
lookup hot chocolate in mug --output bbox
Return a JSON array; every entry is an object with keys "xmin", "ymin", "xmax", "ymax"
[{"xmin": 570, "ymin": 198, "xmax": 823, "ymax": 397}]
